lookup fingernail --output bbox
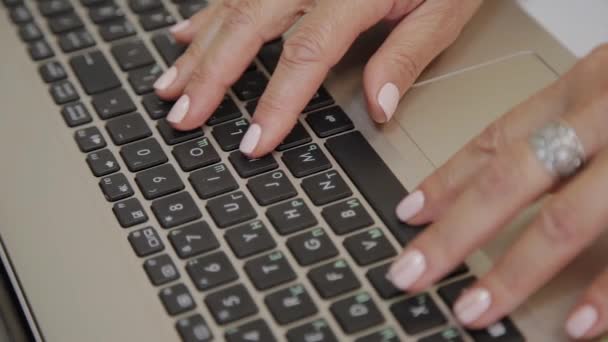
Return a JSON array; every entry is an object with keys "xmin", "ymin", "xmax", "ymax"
[
  {"xmin": 239, "ymin": 124, "xmax": 262, "ymax": 155},
  {"xmin": 566, "ymin": 305, "xmax": 598, "ymax": 339},
  {"xmin": 377, "ymin": 82, "xmax": 400, "ymax": 122},
  {"xmin": 387, "ymin": 249, "xmax": 426, "ymax": 290},
  {"xmin": 167, "ymin": 95, "xmax": 190, "ymax": 124},
  {"xmin": 169, "ymin": 20, "xmax": 191, "ymax": 34},
  {"xmin": 454, "ymin": 288, "xmax": 492, "ymax": 325},
  {"xmin": 153, "ymin": 66, "xmax": 177, "ymax": 91},
  {"xmin": 396, "ymin": 190, "xmax": 425, "ymax": 222}
]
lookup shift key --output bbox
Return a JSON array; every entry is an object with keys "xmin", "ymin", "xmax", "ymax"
[{"xmin": 70, "ymin": 50, "xmax": 121, "ymax": 95}]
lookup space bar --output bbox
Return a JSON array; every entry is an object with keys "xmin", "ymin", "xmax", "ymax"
[{"xmin": 325, "ymin": 131, "xmax": 421, "ymax": 245}]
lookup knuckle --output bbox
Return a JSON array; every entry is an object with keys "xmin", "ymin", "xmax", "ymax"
[
  {"xmin": 282, "ymin": 26, "xmax": 328, "ymax": 67},
  {"xmin": 385, "ymin": 48, "xmax": 421, "ymax": 83},
  {"xmin": 221, "ymin": 0, "xmax": 259, "ymax": 30},
  {"xmin": 473, "ymin": 156, "xmax": 519, "ymax": 201},
  {"xmin": 256, "ymin": 91, "xmax": 287, "ymax": 116},
  {"xmin": 471, "ymin": 121, "xmax": 508, "ymax": 158},
  {"xmin": 538, "ymin": 200, "xmax": 579, "ymax": 244}
]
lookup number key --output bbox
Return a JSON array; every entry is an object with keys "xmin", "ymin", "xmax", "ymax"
[
  {"xmin": 186, "ymin": 251, "xmax": 238, "ymax": 291},
  {"xmin": 106, "ymin": 112, "xmax": 152, "ymax": 145},
  {"xmin": 120, "ymin": 138, "xmax": 168, "ymax": 172},
  {"xmin": 159, "ymin": 283, "xmax": 195, "ymax": 316},
  {"xmin": 169, "ymin": 221, "xmax": 219, "ymax": 259},
  {"xmin": 157, "ymin": 119, "xmax": 203, "ymax": 145},
  {"xmin": 204, "ymin": 284, "xmax": 258, "ymax": 325},
  {"xmin": 151, "ymin": 192, "xmax": 202, "ymax": 228},
  {"xmin": 135, "ymin": 164, "xmax": 184, "ymax": 200},
  {"xmin": 144, "ymin": 254, "xmax": 180, "ymax": 286}
]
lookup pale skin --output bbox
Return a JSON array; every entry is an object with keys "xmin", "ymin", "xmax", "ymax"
[{"xmin": 153, "ymin": 0, "xmax": 608, "ymax": 339}]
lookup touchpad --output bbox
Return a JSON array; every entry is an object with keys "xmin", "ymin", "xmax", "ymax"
[{"xmin": 395, "ymin": 53, "xmax": 559, "ymax": 167}]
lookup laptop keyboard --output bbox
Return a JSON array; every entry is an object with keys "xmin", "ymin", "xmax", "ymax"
[{"xmin": 3, "ymin": 0, "xmax": 525, "ymax": 341}]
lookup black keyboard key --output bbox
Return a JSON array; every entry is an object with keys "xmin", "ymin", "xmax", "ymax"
[
  {"xmin": 157, "ymin": 119, "xmax": 204, "ymax": 145},
  {"xmin": 3, "ymin": 0, "xmax": 22, "ymax": 7},
  {"xmin": 344, "ymin": 228, "xmax": 397, "ymax": 266},
  {"xmin": 189, "ymin": 163, "xmax": 238, "ymax": 199},
  {"xmin": 152, "ymin": 192, "xmax": 202, "ymax": 228},
  {"xmin": 89, "ymin": 3, "xmax": 124, "ymax": 24},
  {"xmin": 86, "ymin": 149, "xmax": 120, "ymax": 176},
  {"xmin": 140, "ymin": 9, "xmax": 176, "ymax": 31},
  {"xmin": 224, "ymin": 220, "xmax": 276, "ymax": 259},
  {"xmin": 48, "ymin": 12, "xmax": 83, "ymax": 33},
  {"xmin": 169, "ymin": 221, "xmax": 219, "ymax": 259},
  {"xmin": 28, "ymin": 40, "xmax": 54, "ymax": 60},
  {"xmin": 286, "ymin": 319, "xmax": 338, "ymax": 342},
  {"xmin": 212, "ymin": 119, "xmax": 249, "ymax": 151},
  {"xmin": 113, "ymin": 198, "xmax": 148, "ymax": 228},
  {"xmin": 92, "ymin": 88, "xmax": 136, "ymax": 120},
  {"xmin": 205, "ymin": 284, "xmax": 258, "ymax": 325},
  {"xmin": 468, "ymin": 319, "xmax": 524, "ymax": 342},
  {"xmin": 39, "ymin": 61, "xmax": 66, "ymax": 83},
  {"xmin": 282, "ymin": 144, "xmax": 331, "ymax": 178},
  {"xmin": 142, "ymin": 93, "xmax": 173, "ymax": 120},
  {"xmin": 265, "ymin": 284, "xmax": 317, "ymax": 325},
  {"xmin": 304, "ymin": 87, "xmax": 335, "ymax": 113},
  {"xmin": 9, "ymin": 5, "xmax": 32, "ymax": 23},
  {"xmin": 327, "ymin": 131, "xmax": 421, "ymax": 245},
  {"xmin": 50, "ymin": 80, "xmax": 79, "ymax": 104},
  {"xmin": 331, "ymin": 293, "xmax": 384, "ymax": 334},
  {"xmin": 19, "ymin": 22, "xmax": 42, "ymax": 42},
  {"xmin": 187, "ymin": 251, "xmax": 238, "ymax": 291},
  {"xmin": 176, "ymin": 314, "xmax": 213, "ymax": 342},
  {"xmin": 244, "ymin": 99, "xmax": 257, "ymax": 116},
  {"xmin": 74, "ymin": 126, "xmax": 106, "ymax": 152},
  {"xmin": 229, "ymin": 152, "xmax": 278, "ymax": 178},
  {"xmin": 366, "ymin": 263, "xmax": 401, "ymax": 299},
  {"xmin": 355, "ymin": 328, "xmax": 400, "ymax": 342},
  {"xmin": 106, "ymin": 112, "xmax": 152, "ymax": 145},
  {"xmin": 128, "ymin": 0, "xmax": 162, "ymax": 13},
  {"xmin": 266, "ymin": 198, "xmax": 317, "ymax": 235},
  {"xmin": 322, "ymin": 198, "xmax": 374, "ymax": 235},
  {"xmin": 144, "ymin": 254, "xmax": 179, "ymax": 285},
  {"xmin": 38, "ymin": 0, "xmax": 72, "ymax": 17},
  {"xmin": 128, "ymin": 64, "xmax": 163, "ymax": 94},
  {"xmin": 62, "ymin": 102, "xmax": 92, "ymax": 127},
  {"xmin": 80, "ymin": 0, "xmax": 106, "ymax": 7},
  {"xmin": 277, "ymin": 122, "xmax": 312, "ymax": 151},
  {"xmin": 58, "ymin": 30, "xmax": 95, "ymax": 52},
  {"xmin": 244, "ymin": 251, "xmax": 296, "ymax": 290},
  {"xmin": 178, "ymin": 1, "xmax": 207, "ymax": 19},
  {"xmin": 99, "ymin": 173, "xmax": 134, "ymax": 201},
  {"xmin": 99, "ymin": 19, "xmax": 136, "ymax": 41},
  {"xmin": 225, "ymin": 319, "xmax": 276, "ymax": 342},
  {"xmin": 159, "ymin": 283, "xmax": 195, "ymax": 316},
  {"xmin": 207, "ymin": 191, "xmax": 257, "ymax": 228},
  {"xmin": 258, "ymin": 40, "xmax": 282, "ymax": 73},
  {"xmin": 306, "ymin": 106, "xmax": 354, "ymax": 138},
  {"xmin": 129, "ymin": 226, "xmax": 164, "ymax": 256},
  {"xmin": 70, "ymin": 50, "xmax": 121, "ymax": 95},
  {"xmin": 308, "ymin": 259, "xmax": 361, "ymax": 299},
  {"xmin": 152, "ymin": 32, "xmax": 186, "ymax": 66},
  {"xmin": 287, "ymin": 228, "xmax": 338, "ymax": 266},
  {"xmin": 442, "ymin": 264, "xmax": 470, "ymax": 283},
  {"xmin": 437, "ymin": 276, "xmax": 476, "ymax": 308},
  {"xmin": 302, "ymin": 170, "xmax": 352, "ymax": 206},
  {"xmin": 247, "ymin": 170, "xmax": 297, "ymax": 206},
  {"xmin": 172, "ymin": 137, "xmax": 220, "ymax": 172},
  {"xmin": 120, "ymin": 138, "xmax": 167, "ymax": 172},
  {"xmin": 207, "ymin": 98, "xmax": 241, "ymax": 126},
  {"xmin": 419, "ymin": 328, "xmax": 464, "ymax": 342},
  {"xmin": 111, "ymin": 40, "xmax": 155, "ymax": 71},
  {"xmin": 390, "ymin": 293, "xmax": 446, "ymax": 335},
  {"xmin": 232, "ymin": 70, "xmax": 267, "ymax": 101},
  {"xmin": 135, "ymin": 164, "xmax": 185, "ymax": 199}
]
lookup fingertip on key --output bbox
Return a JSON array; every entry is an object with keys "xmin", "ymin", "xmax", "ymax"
[
  {"xmin": 167, "ymin": 94, "xmax": 190, "ymax": 125},
  {"xmin": 239, "ymin": 123, "xmax": 262, "ymax": 156}
]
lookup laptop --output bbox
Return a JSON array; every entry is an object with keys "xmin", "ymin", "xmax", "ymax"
[{"xmin": 0, "ymin": 0, "xmax": 585, "ymax": 340}]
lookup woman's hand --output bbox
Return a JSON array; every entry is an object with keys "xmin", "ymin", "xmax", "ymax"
[
  {"xmin": 388, "ymin": 45, "xmax": 608, "ymax": 340},
  {"xmin": 153, "ymin": 0, "xmax": 481, "ymax": 157}
]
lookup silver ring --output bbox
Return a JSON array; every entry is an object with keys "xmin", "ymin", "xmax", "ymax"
[{"xmin": 529, "ymin": 120, "xmax": 586, "ymax": 179}]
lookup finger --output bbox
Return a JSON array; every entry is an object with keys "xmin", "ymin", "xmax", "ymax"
[
  {"xmin": 166, "ymin": 0, "xmax": 310, "ymax": 131},
  {"xmin": 239, "ymin": 0, "xmax": 402, "ymax": 157},
  {"xmin": 566, "ymin": 268, "xmax": 608, "ymax": 339},
  {"xmin": 363, "ymin": 0, "xmax": 481, "ymax": 123},
  {"xmin": 395, "ymin": 78, "xmax": 569, "ymax": 225},
  {"xmin": 169, "ymin": 2, "xmax": 218, "ymax": 44}
]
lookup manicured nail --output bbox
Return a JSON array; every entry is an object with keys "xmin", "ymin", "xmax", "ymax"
[
  {"xmin": 169, "ymin": 20, "xmax": 191, "ymax": 34},
  {"xmin": 377, "ymin": 82, "xmax": 400, "ymax": 122},
  {"xmin": 167, "ymin": 95, "xmax": 190, "ymax": 124},
  {"xmin": 454, "ymin": 288, "xmax": 492, "ymax": 325},
  {"xmin": 239, "ymin": 124, "xmax": 262, "ymax": 155},
  {"xmin": 153, "ymin": 66, "xmax": 177, "ymax": 91},
  {"xmin": 396, "ymin": 190, "xmax": 425, "ymax": 222},
  {"xmin": 387, "ymin": 249, "xmax": 426, "ymax": 290},
  {"xmin": 566, "ymin": 305, "xmax": 598, "ymax": 339}
]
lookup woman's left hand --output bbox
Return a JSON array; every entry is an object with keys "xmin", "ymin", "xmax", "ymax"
[{"xmin": 387, "ymin": 44, "xmax": 608, "ymax": 340}]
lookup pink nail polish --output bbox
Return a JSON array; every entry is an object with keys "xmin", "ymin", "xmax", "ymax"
[
  {"xmin": 153, "ymin": 66, "xmax": 177, "ymax": 91},
  {"xmin": 377, "ymin": 83, "xmax": 400, "ymax": 122},
  {"xmin": 169, "ymin": 20, "xmax": 191, "ymax": 34},
  {"xmin": 396, "ymin": 190, "xmax": 425, "ymax": 222},
  {"xmin": 239, "ymin": 124, "xmax": 262, "ymax": 155},
  {"xmin": 167, "ymin": 95, "xmax": 190, "ymax": 124},
  {"xmin": 387, "ymin": 249, "xmax": 426, "ymax": 290},
  {"xmin": 454, "ymin": 288, "xmax": 492, "ymax": 325},
  {"xmin": 566, "ymin": 305, "xmax": 598, "ymax": 339}
]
